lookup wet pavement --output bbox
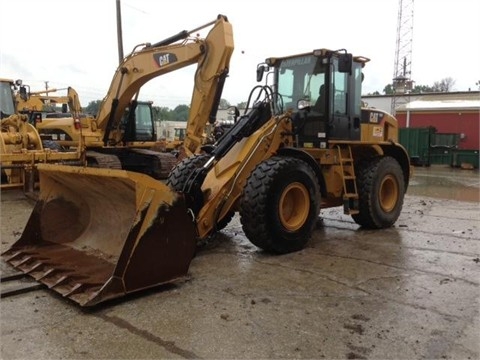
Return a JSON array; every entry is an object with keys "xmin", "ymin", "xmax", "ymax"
[{"xmin": 0, "ymin": 165, "xmax": 479, "ymax": 359}]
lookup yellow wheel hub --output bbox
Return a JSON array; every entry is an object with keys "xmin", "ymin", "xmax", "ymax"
[
  {"xmin": 379, "ymin": 175, "xmax": 399, "ymax": 212},
  {"xmin": 279, "ymin": 182, "xmax": 310, "ymax": 231}
]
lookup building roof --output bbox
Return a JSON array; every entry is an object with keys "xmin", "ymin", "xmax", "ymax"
[
  {"xmin": 402, "ymin": 100, "xmax": 480, "ymax": 111},
  {"xmin": 369, "ymin": 91, "xmax": 480, "ymax": 112},
  {"xmin": 397, "ymin": 99, "xmax": 480, "ymax": 112}
]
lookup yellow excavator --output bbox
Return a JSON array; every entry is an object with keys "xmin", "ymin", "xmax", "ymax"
[
  {"xmin": 75, "ymin": 13, "xmax": 233, "ymax": 178},
  {"xmin": 2, "ymin": 48, "xmax": 411, "ymax": 307},
  {"xmin": 1, "ymin": 14, "xmax": 233, "ymax": 189}
]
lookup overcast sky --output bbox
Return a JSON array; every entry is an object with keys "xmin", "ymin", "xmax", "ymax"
[{"xmin": 1, "ymin": 0, "xmax": 479, "ymax": 109}]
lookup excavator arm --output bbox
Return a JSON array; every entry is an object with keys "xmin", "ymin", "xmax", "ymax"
[{"xmin": 98, "ymin": 14, "xmax": 234, "ymax": 149}]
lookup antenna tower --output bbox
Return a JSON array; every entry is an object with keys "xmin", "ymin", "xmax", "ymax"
[{"xmin": 391, "ymin": 0, "xmax": 415, "ymax": 115}]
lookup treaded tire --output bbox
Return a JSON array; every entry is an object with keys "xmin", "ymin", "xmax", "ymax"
[
  {"xmin": 352, "ymin": 156, "xmax": 405, "ymax": 229},
  {"xmin": 239, "ymin": 156, "xmax": 320, "ymax": 254},
  {"xmin": 167, "ymin": 153, "xmax": 234, "ymax": 230},
  {"xmin": 166, "ymin": 154, "xmax": 209, "ymax": 192}
]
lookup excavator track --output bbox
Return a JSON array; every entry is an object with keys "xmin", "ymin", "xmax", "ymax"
[
  {"xmin": 131, "ymin": 149, "xmax": 178, "ymax": 179},
  {"xmin": 86, "ymin": 151, "xmax": 123, "ymax": 169}
]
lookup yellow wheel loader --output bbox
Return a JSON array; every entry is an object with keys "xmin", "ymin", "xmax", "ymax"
[{"xmin": 2, "ymin": 48, "xmax": 411, "ymax": 307}]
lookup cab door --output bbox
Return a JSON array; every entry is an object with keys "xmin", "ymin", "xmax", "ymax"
[{"xmin": 328, "ymin": 58, "xmax": 361, "ymax": 141}]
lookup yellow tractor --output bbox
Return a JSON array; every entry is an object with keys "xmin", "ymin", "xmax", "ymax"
[{"xmin": 2, "ymin": 48, "xmax": 410, "ymax": 306}]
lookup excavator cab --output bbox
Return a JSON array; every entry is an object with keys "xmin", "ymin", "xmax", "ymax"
[{"xmin": 121, "ymin": 101, "xmax": 156, "ymax": 143}]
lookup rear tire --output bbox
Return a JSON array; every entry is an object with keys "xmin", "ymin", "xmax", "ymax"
[
  {"xmin": 352, "ymin": 156, "xmax": 405, "ymax": 228},
  {"xmin": 240, "ymin": 156, "xmax": 320, "ymax": 254}
]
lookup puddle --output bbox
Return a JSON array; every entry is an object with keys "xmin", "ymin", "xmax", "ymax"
[{"xmin": 407, "ymin": 165, "xmax": 479, "ymax": 202}]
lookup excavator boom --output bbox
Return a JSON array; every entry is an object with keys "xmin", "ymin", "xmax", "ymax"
[{"xmin": 99, "ymin": 14, "xmax": 234, "ymax": 149}]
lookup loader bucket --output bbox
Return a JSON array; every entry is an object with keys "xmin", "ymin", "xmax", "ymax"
[{"xmin": 1, "ymin": 164, "xmax": 196, "ymax": 306}]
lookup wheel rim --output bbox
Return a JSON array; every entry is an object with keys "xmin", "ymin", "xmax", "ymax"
[
  {"xmin": 379, "ymin": 174, "xmax": 399, "ymax": 212},
  {"xmin": 279, "ymin": 182, "xmax": 310, "ymax": 231}
]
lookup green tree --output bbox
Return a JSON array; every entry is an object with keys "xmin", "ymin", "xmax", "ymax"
[
  {"xmin": 432, "ymin": 77, "xmax": 455, "ymax": 92},
  {"xmin": 236, "ymin": 101, "xmax": 247, "ymax": 109},
  {"xmin": 153, "ymin": 106, "xmax": 173, "ymax": 121},
  {"xmin": 84, "ymin": 100, "xmax": 102, "ymax": 116},
  {"xmin": 219, "ymin": 98, "xmax": 231, "ymax": 109},
  {"xmin": 172, "ymin": 104, "xmax": 189, "ymax": 121},
  {"xmin": 411, "ymin": 84, "xmax": 434, "ymax": 93},
  {"xmin": 383, "ymin": 84, "xmax": 394, "ymax": 95}
]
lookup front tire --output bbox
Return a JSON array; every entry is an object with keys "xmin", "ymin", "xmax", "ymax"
[
  {"xmin": 166, "ymin": 154, "xmax": 209, "ymax": 192},
  {"xmin": 352, "ymin": 156, "xmax": 405, "ymax": 228},
  {"xmin": 240, "ymin": 156, "xmax": 320, "ymax": 254},
  {"xmin": 167, "ymin": 154, "xmax": 234, "ymax": 230}
]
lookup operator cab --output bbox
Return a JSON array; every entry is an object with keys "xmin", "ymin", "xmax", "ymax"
[
  {"xmin": 0, "ymin": 79, "xmax": 16, "ymax": 119},
  {"xmin": 258, "ymin": 49, "xmax": 369, "ymax": 148},
  {"xmin": 121, "ymin": 101, "xmax": 156, "ymax": 142}
]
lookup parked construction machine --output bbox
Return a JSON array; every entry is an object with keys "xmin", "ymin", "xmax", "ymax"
[
  {"xmin": 0, "ymin": 79, "xmax": 82, "ymax": 190},
  {"xmin": 0, "ymin": 14, "xmax": 233, "ymax": 189},
  {"xmin": 2, "ymin": 48, "xmax": 410, "ymax": 307},
  {"xmin": 76, "ymin": 14, "xmax": 233, "ymax": 178},
  {"xmin": 16, "ymin": 85, "xmax": 81, "ymax": 116}
]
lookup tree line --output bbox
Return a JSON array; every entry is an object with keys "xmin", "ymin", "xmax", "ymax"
[
  {"xmin": 368, "ymin": 77, "xmax": 457, "ymax": 96},
  {"xmin": 83, "ymin": 98, "xmax": 247, "ymax": 121}
]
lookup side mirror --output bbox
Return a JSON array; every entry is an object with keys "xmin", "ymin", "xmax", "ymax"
[
  {"xmin": 338, "ymin": 53, "xmax": 353, "ymax": 73},
  {"xmin": 256, "ymin": 63, "xmax": 269, "ymax": 82},
  {"xmin": 19, "ymin": 86, "xmax": 28, "ymax": 101},
  {"xmin": 227, "ymin": 106, "xmax": 240, "ymax": 122}
]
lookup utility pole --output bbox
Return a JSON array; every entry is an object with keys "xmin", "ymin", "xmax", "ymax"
[
  {"xmin": 116, "ymin": 0, "xmax": 124, "ymax": 65},
  {"xmin": 391, "ymin": 0, "xmax": 415, "ymax": 116}
]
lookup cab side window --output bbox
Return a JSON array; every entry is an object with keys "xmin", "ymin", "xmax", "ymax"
[{"xmin": 332, "ymin": 71, "xmax": 348, "ymax": 115}]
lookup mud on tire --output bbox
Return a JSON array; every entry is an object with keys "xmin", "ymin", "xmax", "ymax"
[
  {"xmin": 167, "ymin": 154, "xmax": 209, "ymax": 192},
  {"xmin": 352, "ymin": 156, "xmax": 405, "ymax": 229},
  {"xmin": 167, "ymin": 154, "xmax": 233, "ymax": 230},
  {"xmin": 239, "ymin": 156, "xmax": 320, "ymax": 254}
]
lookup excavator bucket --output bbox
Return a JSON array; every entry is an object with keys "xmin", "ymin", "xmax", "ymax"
[{"xmin": 1, "ymin": 164, "xmax": 196, "ymax": 307}]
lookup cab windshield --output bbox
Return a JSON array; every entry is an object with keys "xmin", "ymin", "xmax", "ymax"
[
  {"xmin": 0, "ymin": 81, "xmax": 15, "ymax": 118},
  {"xmin": 276, "ymin": 55, "xmax": 326, "ymax": 111}
]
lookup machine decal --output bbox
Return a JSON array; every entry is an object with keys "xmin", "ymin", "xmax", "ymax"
[
  {"xmin": 369, "ymin": 111, "xmax": 384, "ymax": 124},
  {"xmin": 361, "ymin": 110, "xmax": 385, "ymax": 124},
  {"xmin": 373, "ymin": 126, "xmax": 384, "ymax": 137},
  {"xmin": 153, "ymin": 53, "xmax": 178, "ymax": 67},
  {"xmin": 281, "ymin": 56, "xmax": 312, "ymax": 67}
]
